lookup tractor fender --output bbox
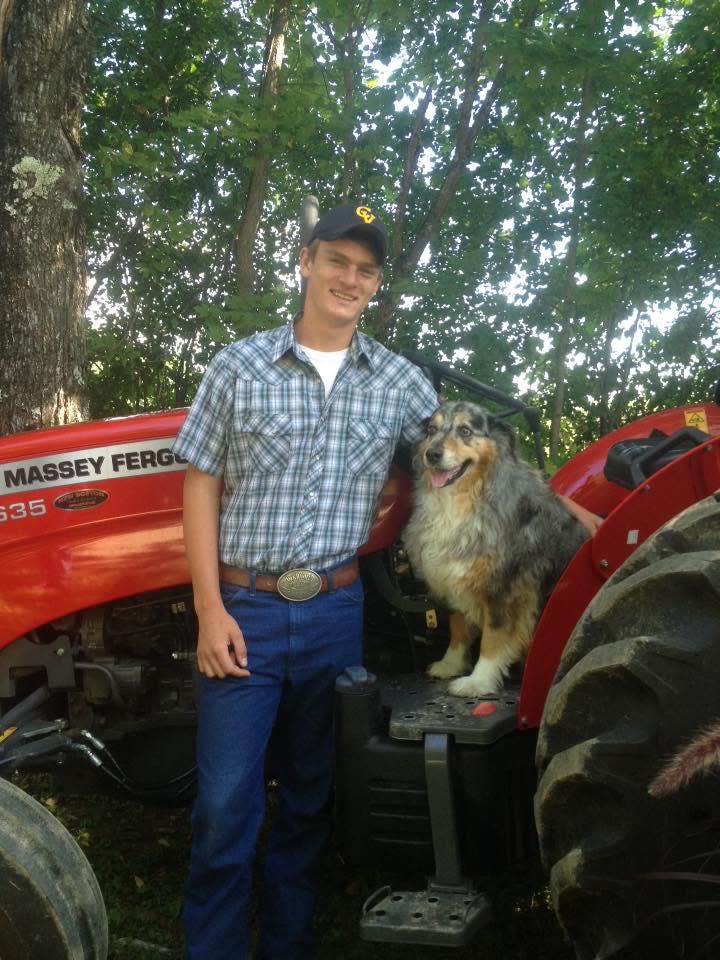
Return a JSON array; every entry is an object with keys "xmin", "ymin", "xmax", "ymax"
[
  {"xmin": 519, "ymin": 431, "xmax": 720, "ymax": 729},
  {"xmin": 548, "ymin": 401, "xmax": 720, "ymax": 516},
  {"xmin": 0, "ymin": 411, "xmax": 412, "ymax": 647}
]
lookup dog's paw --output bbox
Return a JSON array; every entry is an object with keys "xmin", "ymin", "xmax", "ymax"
[
  {"xmin": 447, "ymin": 674, "xmax": 500, "ymax": 698},
  {"xmin": 447, "ymin": 656, "xmax": 507, "ymax": 697},
  {"xmin": 427, "ymin": 659, "xmax": 463, "ymax": 680}
]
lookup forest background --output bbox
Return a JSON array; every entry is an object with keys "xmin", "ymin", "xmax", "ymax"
[{"xmin": 0, "ymin": 0, "xmax": 717, "ymax": 464}]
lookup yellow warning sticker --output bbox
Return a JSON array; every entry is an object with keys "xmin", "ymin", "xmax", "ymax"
[
  {"xmin": 685, "ymin": 408, "xmax": 709, "ymax": 433},
  {"xmin": 0, "ymin": 726, "xmax": 17, "ymax": 745}
]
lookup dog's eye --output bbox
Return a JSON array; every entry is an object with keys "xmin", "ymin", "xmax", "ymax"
[
  {"xmin": 426, "ymin": 424, "xmax": 438, "ymax": 436},
  {"xmin": 457, "ymin": 425, "xmax": 473, "ymax": 439}
]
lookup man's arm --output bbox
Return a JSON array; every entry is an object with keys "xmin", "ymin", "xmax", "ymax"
[
  {"xmin": 558, "ymin": 493, "xmax": 603, "ymax": 535},
  {"xmin": 183, "ymin": 464, "xmax": 250, "ymax": 679}
]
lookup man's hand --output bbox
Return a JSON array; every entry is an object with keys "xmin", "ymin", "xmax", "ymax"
[
  {"xmin": 182, "ymin": 465, "xmax": 251, "ymax": 679},
  {"xmin": 196, "ymin": 605, "xmax": 251, "ymax": 679}
]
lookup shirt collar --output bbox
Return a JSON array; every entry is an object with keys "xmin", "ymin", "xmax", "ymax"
[
  {"xmin": 269, "ymin": 319, "xmax": 296, "ymax": 362},
  {"xmin": 271, "ymin": 316, "xmax": 374, "ymax": 372},
  {"xmin": 352, "ymin": 328, "xmax": 375, "ymax": 371}
]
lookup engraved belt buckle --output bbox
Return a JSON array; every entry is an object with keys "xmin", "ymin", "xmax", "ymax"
[{"xmin": 276, "ymin": 568, "xmax": 322, "ymax": 602}]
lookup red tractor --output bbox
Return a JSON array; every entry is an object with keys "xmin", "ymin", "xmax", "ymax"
[{"xmin": 1, "ymin": 356, "xmax": 719, "ymax": 960}]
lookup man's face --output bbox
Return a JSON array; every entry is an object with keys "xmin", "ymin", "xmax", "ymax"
[{"xmin": 299, "ymin": 237, "xmax": 382, "ymax": 329}]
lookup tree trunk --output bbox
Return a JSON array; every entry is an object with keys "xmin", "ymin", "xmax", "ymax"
[
  {"xmin": 609, "ymin": 307, "xmax": 642, "ymax": 428},
  {"xmin": 597, "ymin": 307, "xmax": 619, "ymax": 437},
  {"xmin": 547, "ymin": 0, "xmax": 603, "ymax": 461},
  {"xmin": 547, "ymin": 313, "xmax": 572, "ymax": 461},
  {"xmin": 547, "ymin": 69, "xmax": 595, "ymax": 462},
  {"xmin": 234, "ymin": 0, "xmax": 290, "ymax": 297},
  {"xmin": 0, "ymin": 0, "xmax": 92, "ymax": 435}
]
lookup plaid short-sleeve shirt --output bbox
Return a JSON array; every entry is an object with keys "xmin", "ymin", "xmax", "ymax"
[{"xmin": 173, "ymin": 321, "xmax": 438, "ymax": 572}]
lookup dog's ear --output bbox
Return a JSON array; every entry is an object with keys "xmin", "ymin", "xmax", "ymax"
[{"xmin": 488, "ymin": 415, "xmax": 517, "ymax": 455}]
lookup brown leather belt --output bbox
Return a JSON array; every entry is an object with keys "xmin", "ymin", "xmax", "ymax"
[{"xmin": 219, "ymin": 559, "xmax": 359, "ymax": 601}]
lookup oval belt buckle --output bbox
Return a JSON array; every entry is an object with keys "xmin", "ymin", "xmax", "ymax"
[{"xmin": 276, "ymin": 568, "xmax": 322, "ymax": 602}]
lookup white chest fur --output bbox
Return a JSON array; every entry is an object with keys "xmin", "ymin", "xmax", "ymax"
[{"xmin": 403, "ymin": 488, "xmax": 497, "ymax": 616}]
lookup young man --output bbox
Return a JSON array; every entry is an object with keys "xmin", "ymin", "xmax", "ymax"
[{"xmin": 173, "ymin": 203, "xmax": 440, "ymax": 960}]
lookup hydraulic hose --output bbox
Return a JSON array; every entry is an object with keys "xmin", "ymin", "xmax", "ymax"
[{"xmin": 0, "ymin": 685, "xmax": 51, "ymax": 729}]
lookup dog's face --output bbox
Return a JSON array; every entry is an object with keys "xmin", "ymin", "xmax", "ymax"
[{"xmin": 417, "ymin": 401, "xmax": 515, "ymax": 490}]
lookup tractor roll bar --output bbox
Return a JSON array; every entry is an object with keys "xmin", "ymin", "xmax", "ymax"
[
  {"xmin": 400, "ymin": 349, "xmax": 546, "ymax": 472},
  {"xmin": 299, "ymin": 195, "xmax": 319, "ymax": 308}
]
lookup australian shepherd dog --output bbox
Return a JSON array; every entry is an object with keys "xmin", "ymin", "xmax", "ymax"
[{"xmin": 403, "ymin": 401, "xmax": 589, "ymax": 697}]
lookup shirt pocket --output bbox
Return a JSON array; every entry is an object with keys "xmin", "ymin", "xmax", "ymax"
[
  {"xmin": 345, "ymin": 418, "xmax": 395, "ymax": 476},
  {"xmin": 238, "ymin": 413, "xmax": 292, "ymax": 472}
]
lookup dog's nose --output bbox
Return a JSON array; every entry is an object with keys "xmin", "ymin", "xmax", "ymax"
[{"xmin": 425, "ymin": 446, "xmax": 443, "ymax": 465}]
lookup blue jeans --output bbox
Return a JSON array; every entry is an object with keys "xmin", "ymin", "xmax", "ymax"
[{"xmin": 183, "ymin": 567, "xmax": 363, "ymax": 960}]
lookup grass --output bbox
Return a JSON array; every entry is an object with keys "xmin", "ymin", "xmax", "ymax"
[{"xmin": 16, "ymin": 772, "xmax": 574, "ymax": 960}]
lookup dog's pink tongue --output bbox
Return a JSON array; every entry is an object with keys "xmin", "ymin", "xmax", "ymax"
[{"xmin": 430, "ymin": 469, "xmax": 457, "ymax": 488}]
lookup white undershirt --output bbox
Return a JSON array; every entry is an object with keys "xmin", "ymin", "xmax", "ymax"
[{"xmin": 300, "ymin": 345, "xmax": 349, "ymax": 398}]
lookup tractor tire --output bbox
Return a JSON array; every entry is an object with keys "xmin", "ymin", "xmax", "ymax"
[
  {"xmin": 536, "ymin": 492, "xmax": 720, "ymax": 960},
  {"xmin": 0, "ymin": 776, "xmax": 108, "ymax": 960}
]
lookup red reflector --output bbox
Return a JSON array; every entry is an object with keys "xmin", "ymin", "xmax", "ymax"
[{"xmin": 472, "ymin": 702, "xmax": 497, "ymax": 717}]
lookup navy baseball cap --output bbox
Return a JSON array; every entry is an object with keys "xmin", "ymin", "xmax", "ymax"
[{"xmin": 307, "ymin": 203, "xmax": 388, "ymax": 264}]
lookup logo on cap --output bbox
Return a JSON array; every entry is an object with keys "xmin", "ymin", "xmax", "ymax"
[{"xmin": 355, "ymin": 206, "xmax": 376, "ymax": 224}]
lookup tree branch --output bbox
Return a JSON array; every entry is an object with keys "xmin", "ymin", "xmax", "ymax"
[
  {"xmin": 390, "ymin": 86, "xmax": 432, "ymax": 263},
  {"xmin": 87, "ymin": 219, "xmax": 144, "ymax": 307},
  {"xmin": 374, "ymin": 0, "xmax": 543, "ymax": 342},
  {"xmin": 234, "ymin": 0, "xmax": 291, "ymax": 296}
]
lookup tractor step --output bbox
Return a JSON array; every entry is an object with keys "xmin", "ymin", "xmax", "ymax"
[
  {"xmin": 335, "ymin": 667, "xmax": 525, "ymax": 948},
  {"xmin": 382, "ymin": 673, "xmax": 520, "ymax": 745},
  {"xmin": 361, "ymin": 883, "xmax": 491, "ymax": 946}
]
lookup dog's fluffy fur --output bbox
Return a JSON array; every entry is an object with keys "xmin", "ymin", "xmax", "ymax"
[{"xmin": 403, "ymin": 401, "xmax": 589, "ymax": 697}]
